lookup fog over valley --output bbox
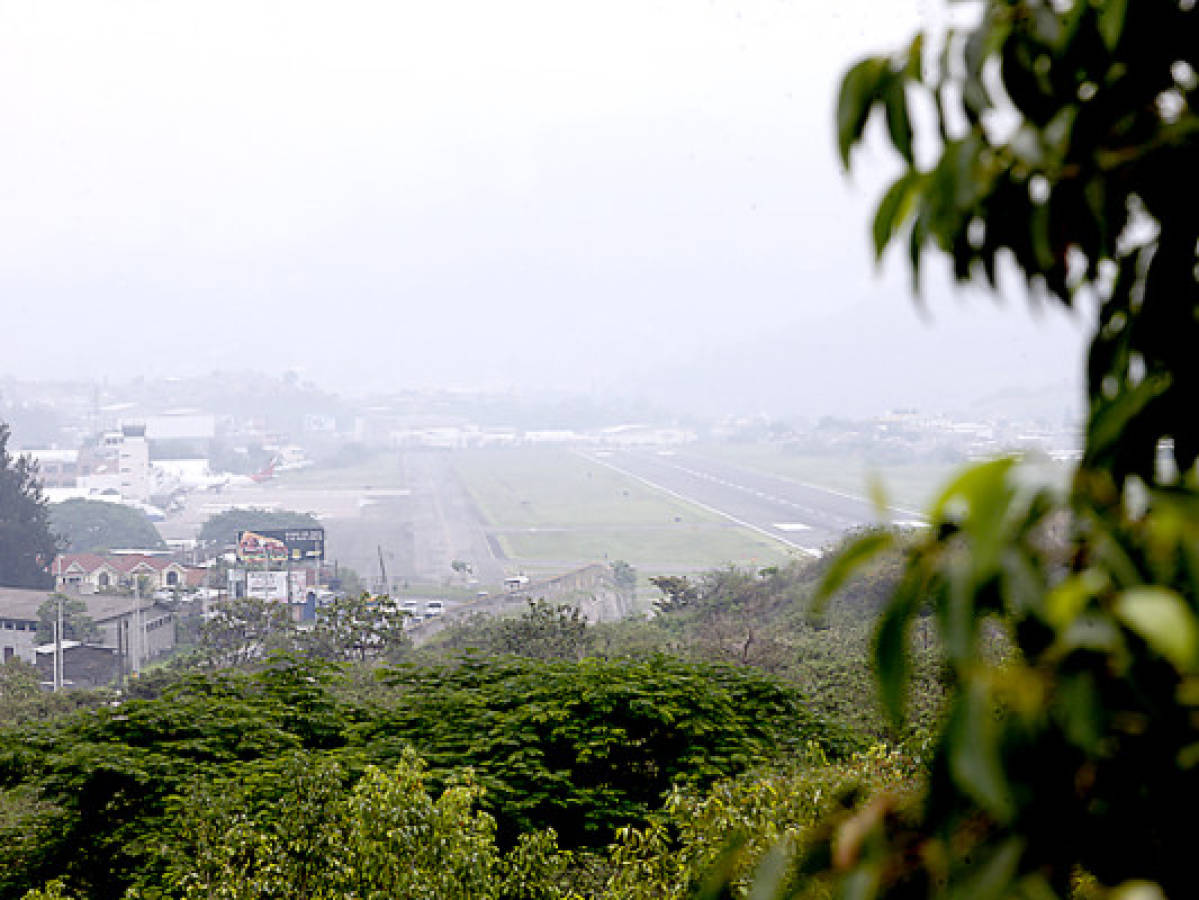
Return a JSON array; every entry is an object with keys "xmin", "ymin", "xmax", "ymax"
[{"xmin": 0, "ymin": 0, "xmax": 1087, "ymax": 418}]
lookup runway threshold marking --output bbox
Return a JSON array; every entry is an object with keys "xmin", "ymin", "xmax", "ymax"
[{"xmin": 576, "ymin": 451, "xmax": 822, "ymax": 558}]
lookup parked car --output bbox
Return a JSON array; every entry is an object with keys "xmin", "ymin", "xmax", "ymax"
[{"xmin": 424, "ymin": 600, "xmax": 445, "ymax": 617}]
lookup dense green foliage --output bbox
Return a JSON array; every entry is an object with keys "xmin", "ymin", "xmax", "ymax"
[
  {"xmin": 145, "ymin": 750, "xmax": 573, "ymax": 900},
  {"xmin": 0, "ymin": 422, "xmax": 57, "ymax": 589},
  {"xmin": 355, "ymin": 654, "xmax": 860, "ymax": 848},
  {"xmin": 602, "ymin": 747, "xmax": 916, "ymax": 900},
  {"xmin": 187, "ymin": 593, "xmax": 411, "ymax": 668},
  {"xmin": 48, "ymin": 500, "xmax": 165, "ymax": 553},
  {"xmin": 822, "ymin": 1, "xmax": 1199, "ymax": 896},
  {"xmin": 438, "ymin": 599, "xmax": 596, "ymax": 661},
  {"xmin": 197, "ymin": 508, "xmax": 320, "ymax": 548},
  {"xmin": 0, "ymin": 652, "xmax": 854, "ymax": 899},
  {"xmin": 612, "ymin": 553, "xmax": 947, "ymax": 744},
  {"xmin": 303, "ymin": 592, "xmax": 411, "ymax": 662},
  {"xmin": 0, "ymin": 661, "xmax": 110, "ymax": 727},
  {"xmin": 434, "ymin": 550, "xmax": 945, "ymax": 743},
  {"xmin": 189, "ymin": 596, "xmax": 297, "ymax": 668}
]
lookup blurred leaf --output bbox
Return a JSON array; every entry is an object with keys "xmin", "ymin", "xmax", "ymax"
[
  {"xmin": 837, "ymin": 57, "xmax": 888, "ymax": 169},
  {"xmin": 875, "ymin": 588, "xmax": 915, "ymax": 728},
  {"xmin": 947, "ymin": 679, "xmax": 1013, "ymax": 821},
  {"xmin": 1030, "ymin": 199, "xmax": 1054, "ymax": 271},
  {"xmin": 884, "ymin": 77, "xmax": 915, "ymax": 165},
  {"xmin": 1085, "ymin": 376, "xmax": 1171, "ymax": 472},
  {"xmin": 1110, "ymin": 881, "xmax": 1168, "ymax": 900},
  {"xmin": 841, "ymin": 865, "xmax": 881, "ymax": 900},
  {"xmin": 1098, "ymin": 0, "xmax": 1128, "ymax": 52},
  {"xmin": 1114, "ymin": 587, "xmax": 1199, "ymax": 670},
  {"xmin": 929, "ymin": 458, "xmax": 1017, "ymax": 525},
  {"xmin": 866, "ymin": 471, "xmax": 890, "ymax": 518},
  {"xmin": 872, "ymin": 171, "xmax": 919, "ymax": 262},
  {"xmin": 746, "ymin": 837, "xmax": 790, "ymax": 900},
  {"xmin": 1056, "ymin": 672, "xmax": 1103, "ymax": 752},
  {"xmin": 948, "ymin": 836, "xmax": 1024, "ymax": 900},
  {"xmin": 1045, "ymin": 570, "xmax": 1108, "ymax": 630},
  {"xmin": 814, "ymin": 531, "xmax": 894, "ymax": 613}
]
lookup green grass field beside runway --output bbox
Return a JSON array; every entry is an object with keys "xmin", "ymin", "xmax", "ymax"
[{"xmin": 451, "ymin": 447, "xmax": 791, "ymax": 572}]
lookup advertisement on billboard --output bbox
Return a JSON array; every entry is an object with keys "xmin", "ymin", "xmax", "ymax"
[
  {"xmin": 247, "ymin": 571, "xmax": 289, "ymax": 602},
  {"xmin": 236, "ymin": 528, "xmax": 325, "ymax": 563}
]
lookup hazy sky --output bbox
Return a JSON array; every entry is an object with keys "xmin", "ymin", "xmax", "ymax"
[{"xmin": 0, "ymin": 0, "xmax": 1090, "ymax": 418}]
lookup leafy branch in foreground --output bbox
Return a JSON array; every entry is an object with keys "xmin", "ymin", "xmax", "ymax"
[{"xmin": 791, "ymin": 2, "xmax": 1199, "ymax": 897}]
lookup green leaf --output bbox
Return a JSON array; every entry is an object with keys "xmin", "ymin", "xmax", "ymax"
[
  {"xmin": 1085, "ymin": 374, "xmax": 1170, "ymax": 470},
  {"xmin": 903, "ymin": 33, "xmax": 923, "ymax": 82},
  {"xmin": 836, "ymin": 57, "xmax": 887, "ymax": 169},
  {"xmin": 871, "ymin": 171, "xmax": 918, "ymax": 262},
  {"xmin": 948, "ymin": 836, "xmax": 1025, "ymax": 900},
  {"xmin": 875, "ymin": 589, "xmax": 914, "ymax": 728},
  {"xmin": 947, "ymin": 678, "xmax": 1014, "ymax": 821},
  {"xmin": 814, "ymin": 530, "xmax": 894, "ymax": 612},
  {"xmin": 1057, "ymin": 672, "xmax": 1103, "ymax": 752},
  {"xmin": 1030, "ymin": 198, "xmax": 1054, "ymax": 271},
  {"xmin": 908, "ymin": 208, "xmax": 927, "ymax": 295},
  {"xmin": 746, "ymin": 838, "xmax": 791, "ymax": 900},
  {"xmin": 1045, "ymin": 570, "xmax": 1108, "ymax": 630},
  {"xmin": 929, "ymin": 457, "xmax": 1017, "ymax": 526},
  {"xmin": 841, "ymin": 865, "xmax": 882, "ymax": 900},
  {"xmin": 884, "ymin": 77, "xmax": 915, "ymax": 165},
  {"xmin": 866, "ymin": 470, "xmax": 890, "ymax": 517},
  {"xmin": 1098, "ymin": 0, "xmax": 1128, "ymax": 52},
  {"xmin": 1114, "ymin": 587, "xmax": 1199, "ymax": 670}
]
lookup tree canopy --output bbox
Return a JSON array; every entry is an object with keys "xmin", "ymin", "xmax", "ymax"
[
  {"xmin": 35, "ymin": 595, "xmax": 100, "ymax": 645},
  {"xmin": 0, "ymin": 422, "xmax": 57, "ymax": 589},
  {"xmin": 0, "ymin": 655, "xmax": 857, "ymax": 898},
  {"xmin": 48, "ymin": 500, "xmax": 165, "ymax": 553},
  {"xmin": 197, "ymin": 507, "xmax": 320, "ymax": 548}
]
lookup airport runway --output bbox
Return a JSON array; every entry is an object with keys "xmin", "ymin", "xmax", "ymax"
[
  {"xmin": 576, "ymin": 449, "xmax": 925, "ymax": 556},
  {"xmin": 158, "ymin": 451, "xmax": 504, "ymax": 587}
]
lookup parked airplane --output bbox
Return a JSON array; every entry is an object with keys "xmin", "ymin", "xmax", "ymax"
[{"xmin": 154, "ymin": 457, "xmax": 279, "ymax": 494}]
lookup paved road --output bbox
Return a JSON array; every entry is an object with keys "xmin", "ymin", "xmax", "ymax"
[{"xmin": 576, "ymin": 449, "xmax": 925, "ymax": 556}]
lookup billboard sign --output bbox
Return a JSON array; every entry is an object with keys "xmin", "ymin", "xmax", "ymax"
[
  {"xmin": 237, "ymin": 528, "xmax": 325, "ymax": 563},
  {"xmin": 247, "ymin": 570, "xmax": 289, "ymax": 602}
]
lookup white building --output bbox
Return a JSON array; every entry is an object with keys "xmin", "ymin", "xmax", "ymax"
[{"xmin": 77, "ymin": 425, "xmax": 151, "ymax": 503}]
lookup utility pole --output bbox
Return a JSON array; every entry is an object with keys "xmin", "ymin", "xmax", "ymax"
[
  {"xmin": 53, "ymin": 592, "xmax": 63, "ymax": 692},
  {"xmin": 52, "ymin": 556, "xmax": 63, "ymax": 691},
  {"xmin": 129, "ymin": 577, "xmax": 141, "ymax": 675}
]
